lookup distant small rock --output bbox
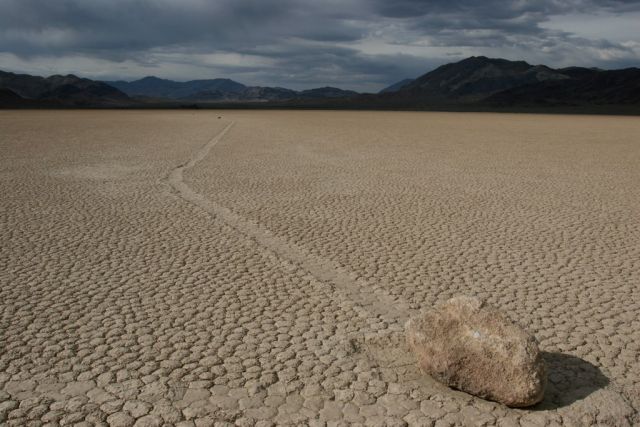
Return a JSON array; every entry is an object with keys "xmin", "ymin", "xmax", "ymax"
[{"xmin": 406, "ymin": 296, "xmax": 546, "ymax": 407}]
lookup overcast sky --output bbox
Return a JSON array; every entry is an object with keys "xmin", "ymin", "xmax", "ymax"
[{"xmin": 0, "ymin": 0, "xmax": 639, "ymax": 92}]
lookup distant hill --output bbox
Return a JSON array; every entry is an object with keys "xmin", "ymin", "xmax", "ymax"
[
  {"xmin": 3, "ymin": 57, "xmax": 640, "ymax": 111},
  {"xmin": 397, "ymin": 56, "xmax": 569, "ymax": 103},
  {"xmin": 297, "ymin": 87, "xmax": 358, "ymax": 99},
  {"xmin": 0, "ymin": 70, "xmax": 130, "ymax": 106},
  {"xmin": 379, "ymin": 78, "xmax": 413, "ymax": 93},
  {"xmin": 0, "ymin": 88, "xmax": 22, "ymax": 101},
  {"xmin": 485, "ymin": 67, "xmax": 640, "ymax": 106},
  {"xmin": 106, "ymin": 77, "xmax": 247, "ymax": 99},
  {"xmin": 104, "ymin": 77, "xmax": 358, "ymax": 102},
  {"xmin": 237, "ymin": 86, "xmax": 297, "ymax": 101},
  {"xmin": 290, "ymin": 56, "xmax": 640, "ymax": 112},
  {"xmin": 0, "ymin": 88, "xmax": 31, "ymax": 107}
]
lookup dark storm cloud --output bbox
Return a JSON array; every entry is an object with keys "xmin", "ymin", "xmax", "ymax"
[
  {"xmin": 374, "ymin": 0, "xmax": 639, "ymax": 42},
  {"xmin": 373, "ymin": 0, "xmax": 640, "ymax": 18},
  {"xmin": 0, "ymin": 0, "xmax": 364, "ymax": 54},
  {"xmin": 244, "ymin": 45, "xmax": 440, "ymax": 88},
  {"xmin": 0, "ymin": 0, "xmax": 638, "ymax": 90}
]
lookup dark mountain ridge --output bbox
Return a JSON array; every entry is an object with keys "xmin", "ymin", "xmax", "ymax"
[
  {"xmin": 485, "ymin": 67, "xmax": 640, "ymax": 106},
  {"xmin": 302, "ymin": 56, "xmax": 639, "ymax": 111},
  {"xmin": 0, "ymin": 88, "xmax": 22, "ymax": 100},
  {"xmin": 2, "ymin": 56, "xmax": 639, "ymax": 111},
  {"xmin": 379, "ymin": 78, "xmax": 413, "ymax": 93},
  {"xmin": 0, "ymin": 70, "xmax": 129, "ymax": 106},
  {"xmin": 106, "ymin": 77, "xmax": 247, "ymax": 99},
  {"xmin": 106, "ymin": 77, "xmax": 359, "ymax": 102},
  {"xmin": 297, "ymin": 87, "xmax": 358, "ymax": 99},
  {"xmin": 396, "ymin": 56, "xmax": 569, "ymax": 103}
]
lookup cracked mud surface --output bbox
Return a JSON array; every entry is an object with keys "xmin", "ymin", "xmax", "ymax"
[{"xmin": 2, "ymin": 110, "xmax": 639, "ymax": 426}]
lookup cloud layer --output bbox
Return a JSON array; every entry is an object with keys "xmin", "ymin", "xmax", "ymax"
[{"xmin": 0, "ymin": 0, "xmax": 638, "ymax": 91}]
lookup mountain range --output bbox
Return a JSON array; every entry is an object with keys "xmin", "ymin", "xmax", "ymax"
[
  {"xmin": 105, "ymin": 77, "xmax": 247, "ymax": 99},
  {"xmin": 105, "ymin": 76, "xmax": 357, "ymax": 102},
  {"xmin": 369, "ymin": 57, "xmax": 640, "ymax": 108},
  {"xmin": 1, "ymin": 56, "xmax": 639, "ymax": 111},
  {"xmin": 0, "ymin": 71, "xmax": 129, "ymax": 106}
]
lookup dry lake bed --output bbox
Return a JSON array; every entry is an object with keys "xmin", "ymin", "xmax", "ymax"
[{"xmin": 1, "ymin": 110, "xmax": 639, "ymax": 426}]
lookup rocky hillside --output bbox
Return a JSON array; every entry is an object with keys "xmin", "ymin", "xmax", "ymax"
[
  {"xmin": 396, "ymin": 56, "xmax": 569, "ymax": 103},
  {"xmin": 105, "ymin": 77, "xmax": 247, "ymax": 99},
  {"xmin": 105, "ymin": 77, "xmax": 357, "ymax": 102},
  {"xmin": 379, "ymin": 78, "xmax": 413, "ymax": 93},
  {"xmin": 313, "ymin": 56, "xmax": 640, "ymax": 110},
  {"xmin": 485, "ymin": 67, "xmax": 640, "ymax": 106},
  {"xmin": 0, "ymin": 71, "xmax": 130, "ymax": 106},
  {"xmin": 3, "ymin": 56, "xmax": 639, "ymax": 110}
]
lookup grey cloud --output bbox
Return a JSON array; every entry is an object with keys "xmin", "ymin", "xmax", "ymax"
[
  {"xmin": 373, "ymin": 0, "xmax": 640, "ymax": 45},
  {"xmin": 0, "ymin": 0, "xmax": 638, "ymax": 90},
  {"xmin": 198, "ymin": 43, "xmax": 441, "ymax": 90},
  {"xmin": 371, "ymin": 0, "xmax": 640, "ymax": 70},
  {"xmin": 373, "ymin": 0, "xmax": 640, "ymax": 18},
  {"xmin": 0, "ymin": 0, "xmax": 367, "ymax": 55}
]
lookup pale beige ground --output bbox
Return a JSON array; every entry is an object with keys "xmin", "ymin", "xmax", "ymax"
[{"xmin": 1, "ymin": 110, "xmax": 639, "ymax": 426}]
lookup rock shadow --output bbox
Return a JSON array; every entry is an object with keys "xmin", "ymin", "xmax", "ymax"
[{"xmin": 533, "ymin": 351, "xmax": 609, "ymax": 410}]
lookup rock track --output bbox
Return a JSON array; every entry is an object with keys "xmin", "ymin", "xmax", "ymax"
[
  {"xmin": 165, "ymin": 121, "xmax": 414, "ymax": 326},
  {"xmin": 1, "ymin": 110, "xmax": 639, "ymax": 426}
]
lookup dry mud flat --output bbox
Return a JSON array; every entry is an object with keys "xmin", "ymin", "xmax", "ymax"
[{"xmin": 1, "ymin": 110, "xmax": 639, "ymax": 426}]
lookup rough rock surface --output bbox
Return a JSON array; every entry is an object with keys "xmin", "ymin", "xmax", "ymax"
[{"xmin": 406, "ymin": 296, "xmax": 546, "ymax": 407}]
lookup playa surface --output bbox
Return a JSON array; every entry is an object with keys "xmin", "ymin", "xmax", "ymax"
[{"xmin": 1, "ymin": 110, "xmax": 639, "ymax": 426}]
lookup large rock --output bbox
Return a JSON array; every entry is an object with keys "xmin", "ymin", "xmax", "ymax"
[{"xmin": 405, "ymin": 296, "xmax": 546, "ymax": 407}]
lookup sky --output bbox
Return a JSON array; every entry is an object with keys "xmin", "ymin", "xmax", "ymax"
[{"xmin": 0, "ymin": 0, "xmax": 639, "ymax": 92}]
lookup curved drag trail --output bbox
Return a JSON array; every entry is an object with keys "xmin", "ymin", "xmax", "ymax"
[{"xmin": 166, "ymin": 121, "xmax": 414, "ymax": 325}]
